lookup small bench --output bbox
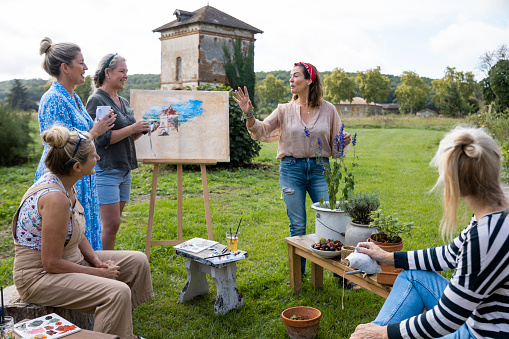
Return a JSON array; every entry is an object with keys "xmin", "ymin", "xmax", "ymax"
[
  {"xmin": 3, "ymin": 285, "xmax": 94, "ymax": 330},
  {"xmin": 175, "ymin": 244, "xmax": 248, "ymax": 315},
  {"xmin": 285, "ymin": 234, "xmax": 391, "ymax": 298}
]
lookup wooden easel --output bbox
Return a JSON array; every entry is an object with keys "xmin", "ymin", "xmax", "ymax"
[{"xmin": 143, "ymin": 159, "xmax": 217, "ymax": 259}]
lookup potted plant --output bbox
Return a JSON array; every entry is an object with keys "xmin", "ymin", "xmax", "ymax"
[
  {"xmin": 343, "ymin": 191, "xmax": 381, "ymax": 246},
  {"xmin": 367, "ymin": 209, "xmax": 415, "ymax": 285},
  {"xmin": 308, "ymin": 125, "xmax": 358, "ymax": 244},
  {"xmin": 281, "ymin": 306, "xmax": 321, "ymax": 339}
]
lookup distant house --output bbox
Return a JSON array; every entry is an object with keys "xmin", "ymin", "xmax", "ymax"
[
  {"xmin": 336, "ymin": 97, "xmax": 382, "ymax": 116},
  {"xmin": 153, "ymin": 6, "xmax": 263, "ymax": 89},
  {"xmin": 381, "ymin": 103, "xmax": 400, "ymax": 114},
  {"xmin": 415, "ymin": 108, "xmax": 437, "ymax": 117}
]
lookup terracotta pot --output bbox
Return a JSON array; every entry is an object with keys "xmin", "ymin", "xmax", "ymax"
[
  {"xmin": 281, "ymin": 306, "xmax": 321, "ymax": 339},
  {"xmin": 368, "ymin": 234, "xmax": 404, "ymax": 252},
  {"xmin": 368, "ymin": 234, "xmax": 404, "ymax": 286}
]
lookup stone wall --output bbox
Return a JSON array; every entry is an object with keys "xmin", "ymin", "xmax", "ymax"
[{"xmin": 159, "ymin": 23, "xmax": 255, "ymax": 89}]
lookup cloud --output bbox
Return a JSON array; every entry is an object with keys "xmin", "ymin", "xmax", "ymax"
[{"xmin": 429, "ymin": 20, "xmax": 509, "ymax": 78}]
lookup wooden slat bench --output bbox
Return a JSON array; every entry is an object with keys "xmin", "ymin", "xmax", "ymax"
[{"xmin": 285, "ymin": 234, "xmax": 391, "ymax": 298}]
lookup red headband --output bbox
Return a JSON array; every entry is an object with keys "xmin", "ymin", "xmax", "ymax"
[{"xmin": 294, "ymin": 62, "xmax": 316, "ymax": 82}]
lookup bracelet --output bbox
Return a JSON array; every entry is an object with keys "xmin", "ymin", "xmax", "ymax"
[{"xmin": 244, "ymin": 111, "xmax": 254, "ymax": 120}]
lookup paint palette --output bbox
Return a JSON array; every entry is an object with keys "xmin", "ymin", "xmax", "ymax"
[{"xmin": 14, "ymin": 313, "xmax": 80, "ymax": 339}]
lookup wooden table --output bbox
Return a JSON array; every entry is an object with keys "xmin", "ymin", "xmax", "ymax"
[
  {"xmin": 285, "ymin": 234, "xmax": 391, "ymax": 298},
  {"xmin": 175, "ymin": 243, "xmax": 248, "ymax": 315},
  {"xmin": 14, "ymin": 319, "xmax": 118, "ymax": 338}
]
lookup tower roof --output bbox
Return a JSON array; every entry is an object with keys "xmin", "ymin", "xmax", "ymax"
[{"xmin": 153, "ymin": 6, "xmax": 263, "ymax": 34}]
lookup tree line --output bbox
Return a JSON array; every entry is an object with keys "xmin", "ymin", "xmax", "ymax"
[{"xmin": 2, "ymin": 45, "xmax": 508, "ymax": 119}]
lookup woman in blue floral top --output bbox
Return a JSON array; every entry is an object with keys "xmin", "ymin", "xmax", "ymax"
[{"xmin": 35, "ymin": 37, "xmax": 116, "ymax": 250}]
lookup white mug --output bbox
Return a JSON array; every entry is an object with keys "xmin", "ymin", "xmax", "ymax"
[{"xmin": 96, "ymin": 106, "xmax": 111, "ymax": 120}]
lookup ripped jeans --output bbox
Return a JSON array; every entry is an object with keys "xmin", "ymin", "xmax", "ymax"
[{"xmin": 280, "ymin": 156, "xmax": 329, "ymax": 274}]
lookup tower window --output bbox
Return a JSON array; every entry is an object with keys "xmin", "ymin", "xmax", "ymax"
[{"xmin": 176, "ymin": 57, "xmax": 182, "ymax": 81}]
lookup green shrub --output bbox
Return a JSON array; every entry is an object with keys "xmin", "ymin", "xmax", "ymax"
[
  {"xmin": 0, "ymin": 105, "xmax": 35, "ymax": 166},
  {"xmin": 343, "ymin": 191, "xmax": 380, "ymax": 224},
  {"xmin": 185, "ymin": 83, "xmax": 261, "ymax": 166}
]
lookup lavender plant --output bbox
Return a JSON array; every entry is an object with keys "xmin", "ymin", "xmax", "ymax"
[{"xmin": 306, "ymin": 124, "xmax": 358, "ymax": 210}]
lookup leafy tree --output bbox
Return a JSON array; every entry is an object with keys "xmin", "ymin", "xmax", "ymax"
[
  {"xmin": 0, "ymin": 104, "xmax": 35, "ymax": 165},
  {"xmin": 185, "ymin": 83, "xmax": 261, "ymax": 167},
  {"xmin": 255, "ymin": 74, "xmax": 288, "ymax": 114},
  {"xmin": 481, "ymin": 59, "xmax": 509, "ymax": 113},
  {"xmin": 75, "ymin": 75, "xmax": 93, "ymax": 104},
  {"xmin": 222, "ymin": 39, "xmax": 256, "ymax": 104},
  {"xmin": 355, "ymin": 66, "xmax": 391, "ymax": 108},
  {"xmin": 6, "ymin": 79, "xmax": 36, "ymax": 111},
  {"xmin": 432, "ymin": 67, "xmax": 476, "ymax": 116},
  {"xmin": 395, "ymin": 71, "xmax": 430, "ymax": 114},
  {"xmin": 323, "ymin": 68, "xmax": 357, "ymax": 104},
  {"xmin": 118, "ymin": 74, "xmax": 160, "ymax": 101},
  {"xmin": 478, "ymin": 44, "xmax": 508, "ymax": 78}
]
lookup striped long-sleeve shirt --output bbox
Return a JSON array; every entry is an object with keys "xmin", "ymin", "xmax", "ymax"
[{"xmin": 388, "ymin": 209, "xmax": 509, "ymax": 339}]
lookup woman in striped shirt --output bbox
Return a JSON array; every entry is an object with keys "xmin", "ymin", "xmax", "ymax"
[{"xmin": 351, "ymin": 126, "xmax": 509, "ymax": 339}]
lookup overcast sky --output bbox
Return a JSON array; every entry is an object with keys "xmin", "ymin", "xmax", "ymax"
[{"xmin": 1, "ymin": 0, "xmax": 508, "ymax": 82}]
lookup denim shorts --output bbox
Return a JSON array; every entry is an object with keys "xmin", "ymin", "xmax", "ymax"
[{"xmin": 95, "ymin": 167, "xmax": 132, "ymax": 205}]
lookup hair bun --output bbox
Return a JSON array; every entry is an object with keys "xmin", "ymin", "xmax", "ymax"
[
  {"xmin": 41, "ymin": 125, "xmax": 70, "ymax": 148},
  {"xmin": 39, "ymin": 37, "xmax": 53, "ymax": 55},
  {"xmin": 455, "ymin": 134, "xmax": 481, "ymax": 159}
]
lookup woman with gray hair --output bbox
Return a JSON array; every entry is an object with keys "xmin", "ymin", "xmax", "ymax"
[
  {"xmin": 350, "ymin": 126, "xmax": 509, "ymax": 339},
  {"xmin": 36, "ymin": 37, "xmax": 116, "ymax": 250},
  {"xmin": 86, "ymin": 53, "xmax": 150, "ymax": 250}
]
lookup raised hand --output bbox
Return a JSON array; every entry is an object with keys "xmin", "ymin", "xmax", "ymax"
[{"xmin": 232, "ymin": 86, "xmax": 253, "ymax": 115}]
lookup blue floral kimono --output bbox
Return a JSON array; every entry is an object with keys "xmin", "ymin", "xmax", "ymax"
[{"xmin": 35, "ymin": 82, "xmax": 102, "ymax": 250}]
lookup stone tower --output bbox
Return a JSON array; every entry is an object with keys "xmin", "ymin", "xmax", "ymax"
[{"xmin": 153, "ymin": 6, "xmax": 263, "ymax": 90}]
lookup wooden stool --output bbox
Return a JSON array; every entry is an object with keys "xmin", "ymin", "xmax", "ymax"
[{"xmin": 175, "ymin": 244, "xmax": 247, "ymax": 315}]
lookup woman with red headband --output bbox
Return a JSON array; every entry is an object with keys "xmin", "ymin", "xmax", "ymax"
[{"xmin": 233, "ymin": 62, "xmax": 351, "ymax": 275}]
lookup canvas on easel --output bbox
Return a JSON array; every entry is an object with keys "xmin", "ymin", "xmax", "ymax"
[
  {"xmin": 131, "ymin": 90, "xmax": 229, "ymax": 162},
  {"xmin": 130, "ymin": 90, "xmax": 230, "ymax": 259}
]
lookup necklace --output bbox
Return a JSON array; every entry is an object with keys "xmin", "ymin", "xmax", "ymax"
[{"xmin": 300, "ymin": 105, "xmax": 313, "ymax": 115}]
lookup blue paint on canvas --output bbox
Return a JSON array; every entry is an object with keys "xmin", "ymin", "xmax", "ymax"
[
  {"xmin": 143, "ymin": 100, "xmax": 204, "ymax": 122},
  {"xmin": 173, "ymin": 100, "xmax": 204, "ymax": 120}
]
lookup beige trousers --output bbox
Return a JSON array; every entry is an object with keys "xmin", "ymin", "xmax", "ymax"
[{"xmin": 20, "ymin": 250, "xmax": 153, "ymax": 339}]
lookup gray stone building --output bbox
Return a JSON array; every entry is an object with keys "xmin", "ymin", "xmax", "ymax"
[{"xmin": 153, "ymin": 6, "xmax": 263, "ymax": 89}]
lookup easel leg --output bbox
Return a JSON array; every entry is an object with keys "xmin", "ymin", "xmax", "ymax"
[
  {"xmin": 144, "ymin": 164, "xmax": 159, "ymax": 259},
  {"xmin": 179, "ymin": 259, "xmax": 209, "ymax": 303},
  {"xmin": 177, "ymin": 164, "xmax": 183, "ymax": 241},
  {"xmin": 210, "ymin": 264, "xmax": 244, "ymax": 315},
  {"xmin": 201, "ymin": 164, "xmax": 213, "ymax": 240}
]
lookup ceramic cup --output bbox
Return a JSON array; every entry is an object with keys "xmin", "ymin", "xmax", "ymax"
[{"xmin": 96, "ymin": 106, "xmax": 111, "ymax": 120}]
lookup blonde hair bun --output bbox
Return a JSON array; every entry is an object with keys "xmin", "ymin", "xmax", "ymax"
[
  {"xmin": 41, "ymin": 125, "xmax": 70, "ymax": 148},
  {"xmin": 39, "ymin": 37, "xmax": 53, "ymax": 56}
]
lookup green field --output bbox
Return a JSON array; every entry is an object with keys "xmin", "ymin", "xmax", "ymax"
[{"xmin": 0, "ymin": 118, "xmax": 482, "ymax": 338}]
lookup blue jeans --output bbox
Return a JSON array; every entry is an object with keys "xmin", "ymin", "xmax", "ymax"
[
  {"xmin": 280, "ymin": 156, "xmax": 329, "ymax": 274},
  {"xmin": 374, "ymin": 270, "xmax": 475, "ymax": 338}
]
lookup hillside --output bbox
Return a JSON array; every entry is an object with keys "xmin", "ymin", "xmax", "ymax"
[{"xmin": 0, "ymin": 71, "xmax": 435, "ymax": 105}]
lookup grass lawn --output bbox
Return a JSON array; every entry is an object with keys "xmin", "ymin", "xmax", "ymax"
[{"xmin": 0, "ymin": 118, "xmax": 479, "ymax": 338}]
